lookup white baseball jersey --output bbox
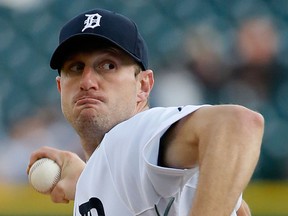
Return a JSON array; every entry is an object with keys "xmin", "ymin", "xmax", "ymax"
[{"xmin": 73, "ymin": 105, "xmax": 242, "ymax": 216}]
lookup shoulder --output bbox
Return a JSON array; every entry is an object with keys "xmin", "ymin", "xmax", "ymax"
[
  {"xmin": 172, "ymin": 104, "xmax": 264, "ymax": 144},
  {"xmin": 158, "ymin": 104, "xmax": 264, "ymax": 168},
  {"xmin": 117, "ymin": 105, "xmax": 206, "ymax": 132},
  {"xmin": 181, "ymin": 104, "xmax": 264, "ymax": 129}
]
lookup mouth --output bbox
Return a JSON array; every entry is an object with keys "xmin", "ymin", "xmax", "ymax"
[{"xmin": 74, "ymin": 95, "xmax": 105, "ymax": 107}]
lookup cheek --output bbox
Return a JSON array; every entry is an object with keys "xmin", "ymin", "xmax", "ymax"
[
  {"xmin": 123, "ymin": 83, "xmax": 138, "ymax": 101},
  {"xmin": 59, "ymin": 83, "xmax": 76, "ymax": 113},
  {"xmin": 112, "ymin": 76, "xmax": 138, "ymax": 97},
  {"xmin": 109, "ymin": 84, "xmax": 138, "ymax": 110},
  {"xmin": 60, "ymin": 92, "xmax": 71, "ymax": 116}
]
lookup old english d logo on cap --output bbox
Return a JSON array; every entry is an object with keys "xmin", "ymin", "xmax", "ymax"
[{"xmin": 82, "ymin": 13, "xmax": 102, "ymax": 32}]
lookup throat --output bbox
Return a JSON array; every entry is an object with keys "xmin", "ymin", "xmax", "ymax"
[{"xmin": 81, "ymin": 139, "xmax": 102, "ymax": 160}]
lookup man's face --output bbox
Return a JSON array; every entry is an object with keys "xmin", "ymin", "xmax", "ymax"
[{"xmin": 56, "ymin": 47, "xmax": 146, "ymax": 141}]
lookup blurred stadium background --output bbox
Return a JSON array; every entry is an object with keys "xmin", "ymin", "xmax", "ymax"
[{"xmin": 0, "ymin": 0, "xmax": 288, "ymax": 215}]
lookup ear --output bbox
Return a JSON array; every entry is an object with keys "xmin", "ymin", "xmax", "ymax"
[
  {"xmin": 56, "ymin": 76, "xmax": 61, "ymax": 93},
  {"xmin": 137, "ymin": 70, "xmax": 154, "ymax": 102}
]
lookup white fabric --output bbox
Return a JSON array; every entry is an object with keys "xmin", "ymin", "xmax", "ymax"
[{"xmin": 73, "ymin": 105, "xmax": 242, "ymax": 215}]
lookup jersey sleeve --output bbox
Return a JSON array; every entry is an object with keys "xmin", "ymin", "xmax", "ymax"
[
  {"xmin": 141, "ymin": 105, "xmax": 203, "ymax": 197},
  {"xmin": 142, "ymin": 130, "xmax": 199, "ymax": 197},
  {"xmin": 102, "ymin": 105, "xmax": 206, "ymax": 213}
]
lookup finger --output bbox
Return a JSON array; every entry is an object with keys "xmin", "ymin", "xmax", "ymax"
[
  {"xmin": 50, "ymin": 181, "xmax": 70, "ymax": 204},
  {"xmin": 27, "ymin": 146, "xmax": 62, "ymax": 174}
]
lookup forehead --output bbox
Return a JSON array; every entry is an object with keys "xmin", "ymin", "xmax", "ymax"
[
  {"xmin": 63, "ymin": 44, "xmax": 136, "ymax": 66},
  {"xmin": 67, "ymin": 46, "xmax": 124, "ymax": 59}
]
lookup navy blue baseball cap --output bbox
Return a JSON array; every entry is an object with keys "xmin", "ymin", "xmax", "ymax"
[{"xmin": 50, "ymin": 8, "xmax": 148, "ymax": 70}]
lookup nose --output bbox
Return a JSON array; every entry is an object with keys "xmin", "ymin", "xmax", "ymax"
[{"xmin": 79, "ymin": 66, "xmax": 100, "ymax": 91}]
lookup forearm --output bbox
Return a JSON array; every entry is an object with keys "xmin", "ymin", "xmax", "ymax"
[
  {"xmin": 189, "ymin": 106, "xmax": 264, "ymax": 215},
  {"xmin": 190, "ymin": 146, "xmax": 257, "ymax": 215}
]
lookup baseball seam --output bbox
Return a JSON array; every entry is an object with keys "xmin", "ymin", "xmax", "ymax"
[{"xmin": 29, "ymin": 158, "xmax": 61, "ymax": 193}]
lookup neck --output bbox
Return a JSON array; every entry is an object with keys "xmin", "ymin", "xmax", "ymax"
[
  {"xmin": 81, "ymin": 103, "xmax": 150, "ymax": 160},
  {"xmin": 81, "ymin": 134, "xmax": 103, "ymax": 160}
]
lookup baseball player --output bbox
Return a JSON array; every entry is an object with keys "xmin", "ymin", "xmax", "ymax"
[{"xmin": 27, "ymin": 8, "xmax": 264, "ymax": 216}]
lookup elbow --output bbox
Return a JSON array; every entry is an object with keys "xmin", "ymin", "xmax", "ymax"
[
  {"xmin": 233, "ymin": 105, "xmax": 264, "ymax": 152},
  {"xmin": 237, "ymin": 105, "xmax": 264, "ymax": 135},
  {"xmin": 230, "ymin": 106, "xmax": 264, "ymax": 180}
]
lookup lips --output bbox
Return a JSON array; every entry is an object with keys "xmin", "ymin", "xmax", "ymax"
[{"xmin": 74, "ymin": 94, "xmax": 105, "ymax": 106}]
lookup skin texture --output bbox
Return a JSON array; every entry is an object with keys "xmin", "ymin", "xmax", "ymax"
[
  {"xmin": 161, "ymin": 105, "xmax": 263, "ymax": 215},
  {"xmin": 27, "ymin": 46, "xmax": 263, "ymax": 215},
  {"xmin": 57, "ymin": 48, "xmax": 153, "ymax": 158}
]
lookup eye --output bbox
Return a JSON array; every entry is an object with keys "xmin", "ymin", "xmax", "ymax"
[
  {"xmin": 61, "ymin": 62, "xmax": 84, "ymax": 76},
  {"xmin": 98, "ymin": 62, "xmax": 116, "ymax": 71},
  {"xmin": 70, "ymin": 62, "xmax": 85, "ymax": 73}
]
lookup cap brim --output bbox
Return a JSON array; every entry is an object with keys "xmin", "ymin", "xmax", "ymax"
[{"xmin": 50, "ymin": 34, "xmax": 143, "ymax": 70}]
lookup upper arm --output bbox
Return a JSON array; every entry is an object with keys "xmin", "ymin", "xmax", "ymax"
[
  {"xmin": 157, "ymin": 114, "xmax": 199, "ymax": 169},
  {"xmin": 158, "ymin": 105, "xmax": 264, "ymax": 169}
]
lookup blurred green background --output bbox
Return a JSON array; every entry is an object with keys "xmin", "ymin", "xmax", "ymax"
[
  {"xmin": 0, "ymin": 182, "xmax": 287, "ymax": 215},
  {"xmin": 0, "ymin": 0, "xmax": 288, "ymax": 215}
]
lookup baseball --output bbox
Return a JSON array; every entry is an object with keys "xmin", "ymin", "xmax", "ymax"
[{"xmin": 28, "ymin": 158, "xmax": 61, "ymax": 194}]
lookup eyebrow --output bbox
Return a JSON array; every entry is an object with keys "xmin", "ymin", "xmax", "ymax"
[
  {"xmin": 97, "ymin": 47, "xmax": 133, "ymax": 60},
  {"xmin": 61, "ymin": 45, "xmax": 139, "ymax": 73},
  {"xmin": 72, "ymin": 46, "xmax": 124, "ymax": 59}
]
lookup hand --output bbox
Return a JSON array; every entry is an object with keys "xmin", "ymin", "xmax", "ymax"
[
  {"xmin": 27, "ymin": 146, "xmax": 85, "ymax": 203},
  {"xmin": 237, "ymin": 200, "xmax": 251, "ymax": 216}
]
